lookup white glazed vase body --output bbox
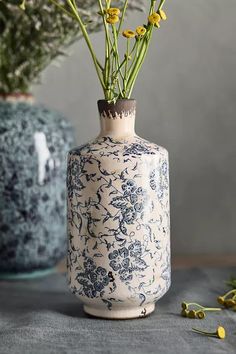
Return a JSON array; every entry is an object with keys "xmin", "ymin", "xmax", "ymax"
[{"xmin": 67, "ymin": 100, "xmax": 170, "ymax": 319}]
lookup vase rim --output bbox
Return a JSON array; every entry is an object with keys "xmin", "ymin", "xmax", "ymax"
[
  {"xmin": 0, "ymin": 93, "xmax": 34, "ymax": 103},
  {"xmin": 98, "ymin": 99, "xmax": 136, "ymax": 120},
  {"xmin": 97, "ymin": 98, "xmax": 136, "ymax": 102}
]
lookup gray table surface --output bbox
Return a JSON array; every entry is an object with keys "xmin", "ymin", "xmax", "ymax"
[{"xmin": 0, "ymin": 267, "xmax": 236, "ymax": 354}]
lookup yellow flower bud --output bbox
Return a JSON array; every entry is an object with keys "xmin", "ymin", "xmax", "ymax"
[
  {"xmin": 106, "ymin": 8, "xmax": 120, "ymax": 16},
  {"xmin": 136, "ymin": 26, "xmax": 147, "ymax": 37},
  {"xmin": 148, "ymin": 13, "xmax": 161, "ymax": 25},
  {"xmin": 181, "ymin": 309, "xmax": 189, "ymax": 317},
  {"xmin": 181, "ymin": 302, "xmax": 188, "ymax": 310},
  {"xmin": 188, "ymin": 310, "xmax": 197, "ymax": 319},
  {"xmin": 106, "ymin": 15, "xmax": 119, "ymax": 25},
  {"xmin": 122, "ymin": 30, "xmax": 136, "ymax": 39},
  {"xmin": 224, "ymin": 299, "xmax": 236, "ymax": 308},
  {"xmin": 158, "ymin": 9, "xmax": 167, "ymax": 21},
  {"xmin": 217, "ymin": 296, "xmax": 225, "ymax": 305},
  {"xmin": 196, "ymin": 311, "xmax": 206, "ymax": 319}
]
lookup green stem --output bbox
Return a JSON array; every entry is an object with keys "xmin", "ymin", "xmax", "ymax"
[
  {"xmin": 187, "ymin": 303, "xmax": 205, "ymax": 309},
  {"xmin": 192, "ymin": 328, "xmax": 216, "ymax": 336},
  {"xmin": 149, "ymin": 0, "xmax": 156, "ymax": 15},
  {"xmin": 98, "ymin": 0, "xmax": 110, "ymax": 96},
  {"xmin": 111, "ymin": 25, "xmax": 123, "ymax": 97},
  {"xmin": 50, "ymin": 0, "xmax": 75, "ymax": 19},
  {"xmin": 203, "ymin": 308, "xmax": 221, "ymax": 312},
  {"xmin": 223, "ymin": 289, "xmax": 236, "ymax": 298},
  {"xmin": 127, "ymin": 28, "xmax": 153, "ymax": 98},
  {"xmin": 117, "ymin": 0, "xmax": 128, "ymax": 35},
  {"xmin": 158, "ymin": 0, "xmax": 167, "ymax": 11},
  {"xmin": 123, "ymin": 39, "xmax": 130, "ymax": 92},
  {"xmin": 124, "ymin": 39, "xmax": 139, "ymax": 78},
  {"xmin": 65, "ymin": 0, "xmax": 105, "ymax": 91}
]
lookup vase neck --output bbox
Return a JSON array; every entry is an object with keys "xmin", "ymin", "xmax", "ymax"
[{"xmin": 98, "ymin": 99, "xmax": 136, "ymax": 138}]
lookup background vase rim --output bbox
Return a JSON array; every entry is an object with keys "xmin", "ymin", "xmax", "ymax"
[{"xmin": 0, "ymin": 93, "xmax": 34, "ymax": 103}]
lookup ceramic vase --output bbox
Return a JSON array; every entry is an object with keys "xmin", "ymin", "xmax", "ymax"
[
  {"xmin": 0, "ymin": 94, "xmax": 75, "ymax": 279},
  {"xmin": 67, "ymin": 99, "xmax": 170, "ymax": 319}
]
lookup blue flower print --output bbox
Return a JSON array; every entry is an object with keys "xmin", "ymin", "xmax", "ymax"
[
  {"xmin": 67, "ymin": 159, "xmax": 85, "ymax": 198},
  {"xmin": 94, "ymin": 267, "xmax": 110, "ymax": 291},
  {"xmin": 84, "ymin": 258, "xmax": 96, "ymax": 272},
  {"xmin": 123, "ymin": 143, "xmax": 155, "ymax": 157},
  {"xmin": 149, "ymin": 167, "xmax": 168, "ymax": 201},
  {"xmin": 121, "ymin": 206, "xmax": 137, "ymax": 224},
  {"xmin": 108, "ymin": 242, "xmax": 148, "ymax": 282},
  {"xmin": 161, "ymin": 161, "xmax": 168, "ymax": 176},
  {"xmin": 150, "ymin": 169, "xmax": 158, "ymax": 191},
  {"xmin": 111, "ymin": 181, "xmax": 148, "ymax": 231},
  {"xmin": 119, "ymin": 268, "xmax": 133, "ymax": 281},
  {"xmin": 133, "ymin": 187, "xmax": 148, "ymax": 213},
  {"xmin": 128, "ymin": 240, "xmax": 142, "ymax": 257},
  {"xmin": 83, "ymin": 285, "xmax": 97, "ymax": 298},
  {"xmin": 109, "ymin": 247, "xmax": 130, "ymax": 271},
  {"xmin": 130, "ymin": 193, "xmax": 138, "ymax": 205},
  {"xmin": 76, "ymin": 258, "xmax": 110, "ymax": 298},
  {"xmin": 122, "ymin": 180, "xmax": 137, "ymax": 196}
]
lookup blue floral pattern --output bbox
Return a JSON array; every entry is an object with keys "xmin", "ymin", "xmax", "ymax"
[
  {"xmin": 67, "ymin": 135, "xmax": 170, "ymax": 311},
  {"xmin": 76, "ymin": 258, "xmax": 113, "ymax": 298},
  {"xmin": 149, "ymin": 161, "xmax": 169, "ymax": 202}
]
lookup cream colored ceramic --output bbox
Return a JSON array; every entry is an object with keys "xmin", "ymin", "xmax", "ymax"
[{"xmin": 67, "ymin": 100, "xmax": 170, "ymax": 319}]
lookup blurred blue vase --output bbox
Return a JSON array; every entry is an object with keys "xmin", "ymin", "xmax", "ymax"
[{"xmin": 0, "ymin": 94, "xmax": 75, "ymax": 279}]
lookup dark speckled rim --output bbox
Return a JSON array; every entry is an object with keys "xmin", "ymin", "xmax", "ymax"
[{"xmin": 98, "ymin": 99, "xmax": 136, "ymax": 118}]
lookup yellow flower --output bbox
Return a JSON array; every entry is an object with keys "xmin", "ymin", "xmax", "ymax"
[
  {"xmin": 106, "ymin": 8, "xmax": 120, "ymax": 16},
  {"xmin": 122, "ymin": 30, "xmax": 136, "ymax": 39},
  {"xmin": 136, "ymin": 26, "xmax": 146, "ymax": 37},
  {"xmin": 192, "ymin": 326, "xmax": 226, "ymax": 340},
  {"xmin": 158, "ymin": 9, "xmax": 167, "ymax": 21},
  {"xmin": 106, "ymin": 15, "xmax": 119, "ymax": 24},
  {"xmin": 216, "ymin": 326, "xmax": 226, "ymax": 339},
  {"xmin": 148, "ymin": 13, "xmax": 161, "ymax": 25}
]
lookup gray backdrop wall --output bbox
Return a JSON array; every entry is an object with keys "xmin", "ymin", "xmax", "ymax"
[{"xmin": 33, "ymin": 0, "xmax": 236, "ymax": 256}]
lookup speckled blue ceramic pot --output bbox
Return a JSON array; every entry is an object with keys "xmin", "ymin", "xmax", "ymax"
[{"xmin": 0, "ymin": 94, "xmax": 75, "ymax": 279}]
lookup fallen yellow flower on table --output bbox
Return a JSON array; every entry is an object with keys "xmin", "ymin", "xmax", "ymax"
[{"xmin": 192, "ymin": 326, "xmax": 226, "ymax": 340}]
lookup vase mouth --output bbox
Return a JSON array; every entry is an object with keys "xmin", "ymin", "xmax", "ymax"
[
  {"xmin": 98, "ymin": 99, "xmax": 136, "ymax": 120},
  {"xmin": 0, "ymin": 93, "xmax": 34, "ymax": 103}
]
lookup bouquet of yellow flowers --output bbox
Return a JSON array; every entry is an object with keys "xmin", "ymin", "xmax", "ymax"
[{"xmin": 21, "ymin": 0, "xmax": 167, "ymax": 102}]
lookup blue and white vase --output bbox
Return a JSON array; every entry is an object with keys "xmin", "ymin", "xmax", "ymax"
[
  {"xmin": 0, "ymin": 94, "xmax": 75, "ymax": 279},
  {"xmin": 67, "ymin": 99, "xmax": 170, "ymax": 319}
]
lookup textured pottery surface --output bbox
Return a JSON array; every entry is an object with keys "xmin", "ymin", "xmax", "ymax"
[
  {"xmin": 0, "ymin": 97, "xmax": 75, "ymax": 275},
  {"xmin": 67, "ymin": 100, "xmax": 170, "ymax": 319}
]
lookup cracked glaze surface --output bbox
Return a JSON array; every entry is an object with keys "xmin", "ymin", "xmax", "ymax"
[{"xmin": 67, "ymin": 105, "xmax": 170, "ymax": 317}]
